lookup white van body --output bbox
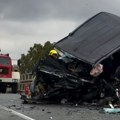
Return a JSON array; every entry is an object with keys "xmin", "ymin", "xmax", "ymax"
[{"xmin": 12, "ymin": 71, "xmax": 20, "ymax": 83}]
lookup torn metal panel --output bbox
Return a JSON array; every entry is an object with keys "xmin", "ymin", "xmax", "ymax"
[{"xmin": 55, "ymin": 12, "xmax": 120, "ymax": 65}]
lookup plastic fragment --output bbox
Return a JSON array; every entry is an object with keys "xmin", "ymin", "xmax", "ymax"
[{"xmin": 103, "ymin": 108, "xmax": 120, "ymax": 113}]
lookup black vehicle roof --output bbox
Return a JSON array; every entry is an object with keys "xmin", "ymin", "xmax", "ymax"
[{"xmin": 55, "ymin": 12, "xmax": 120, "ymax": 66}]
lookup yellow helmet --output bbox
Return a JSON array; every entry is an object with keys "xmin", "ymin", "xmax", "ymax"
[{"xmin": 49, "ymin": 49, "xmax": 57, "ymax": 56}]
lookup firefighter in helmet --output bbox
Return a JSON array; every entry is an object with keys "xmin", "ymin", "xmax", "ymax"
[{"xmin": 49, "ymin": 49, "xmax": 59, "ymax": 59}]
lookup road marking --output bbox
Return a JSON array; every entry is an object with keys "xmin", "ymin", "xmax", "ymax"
[{"xmin": 0, "ymin": 105, "xmax": 35, "ymax": 120}]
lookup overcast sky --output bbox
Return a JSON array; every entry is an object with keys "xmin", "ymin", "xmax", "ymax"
[{"xmin": 0, "ymin": 0, "xmax": 120, "ymax": 64}]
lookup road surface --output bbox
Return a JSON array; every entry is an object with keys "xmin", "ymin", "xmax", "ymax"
[{"xmin": 0, "ymin": 93, "xmax": 120, "ymax": 120}]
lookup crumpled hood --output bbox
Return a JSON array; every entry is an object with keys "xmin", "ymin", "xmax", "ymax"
[{"xmin": 55, "ymin": 12, "xmax": 120, "ymax": 65}]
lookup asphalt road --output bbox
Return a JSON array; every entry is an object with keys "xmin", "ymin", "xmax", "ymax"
[
  {"xmin": 0, "ymin": 94, "xmax": 120, "ymax": 120},
  {"xmin": 0, "ymin": 107, "xmax": 25, "ymax": 120}
]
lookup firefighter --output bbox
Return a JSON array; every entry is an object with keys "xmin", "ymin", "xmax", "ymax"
[{"xmin": 49, "ymin": 49, "xmax": 59, "ymax": 59}]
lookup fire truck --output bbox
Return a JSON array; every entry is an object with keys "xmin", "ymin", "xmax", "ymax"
[{"xmin": 0, "ymin": 53, "xmax": 20, "ymax": 93}]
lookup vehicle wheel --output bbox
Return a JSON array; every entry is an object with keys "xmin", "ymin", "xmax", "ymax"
[
  {"xmin": 1, "ymin": 86, "xmax": 6, "ymax": 93},
  {"xmin": 0, "ymin": 87, "xmax": 1, "ymax": 93},
  {"xmin": 12, "ymin": 84, "xmax": 18, "ymax": 93}
]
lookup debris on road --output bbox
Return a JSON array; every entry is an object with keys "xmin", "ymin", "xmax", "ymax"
[{"xmin": 104, "ymin": 108, "xmax": 120, "ymax": 113}]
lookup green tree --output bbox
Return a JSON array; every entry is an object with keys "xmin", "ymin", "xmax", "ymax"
[{"xmin": 19, "ymin": 41, "xmax": 54, "ymax": 73}]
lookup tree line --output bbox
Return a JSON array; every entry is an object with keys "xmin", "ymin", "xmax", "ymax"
[{"xmin": 18, "ymin": 41, "xmax": 54, "ymax": 74}]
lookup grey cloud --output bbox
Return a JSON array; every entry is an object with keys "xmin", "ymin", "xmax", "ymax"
[
  {"xmin": 0, "ymin": 0, "xmax": 120, "ymax": 22},
  {"xmin": 0, "ymin": 0, "xmax": 52, "ymax": 21},
  {"xmin": 1, "ymin": 0, "xmax": 120, "ymax": 60}
]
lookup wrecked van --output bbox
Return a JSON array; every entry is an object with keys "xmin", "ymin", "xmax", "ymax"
[{"xmin": 22, "ymin": 12, "xmax": 120, "ymax": 105}]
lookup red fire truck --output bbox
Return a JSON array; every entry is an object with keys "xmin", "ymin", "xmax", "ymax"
[{"xmin": 0, "ymin": 53, "xmax": 20, "ymax": 93}]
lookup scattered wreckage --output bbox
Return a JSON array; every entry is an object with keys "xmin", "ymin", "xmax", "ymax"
[{"xmin": 22, "ymin": 12, "xmax": 120, "ymax": 105}]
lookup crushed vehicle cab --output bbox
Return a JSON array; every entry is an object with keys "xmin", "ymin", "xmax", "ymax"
[{"xmin": 22, "ymin": 12, "xmax": 120, "ymax": 105}]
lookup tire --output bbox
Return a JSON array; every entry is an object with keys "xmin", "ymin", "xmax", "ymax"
[
  {"xmin": 12, "ymin": 84, "xmax": 18, "ymax": 93},
  {"xmin": 1, "ymin": 86, "xmax": 6, "ymax": 93},
  {"xmin": 0, "ymin": 86, "xmax": 1, "ymax": 93}
]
